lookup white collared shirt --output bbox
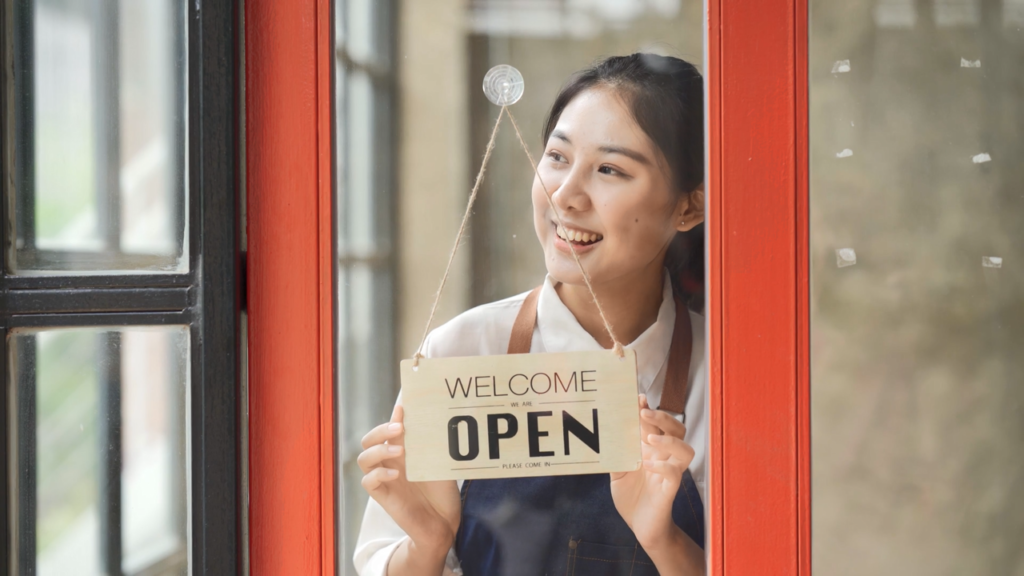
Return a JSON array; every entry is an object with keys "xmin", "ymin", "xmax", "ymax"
[{"xmin": 353, "ymin": 275, "xmax": 707, "ymax": 575}]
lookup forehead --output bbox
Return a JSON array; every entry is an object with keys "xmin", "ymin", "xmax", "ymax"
[{"xmin": 553, "ymin": 87, "xmax": 655, "ymax": 155}]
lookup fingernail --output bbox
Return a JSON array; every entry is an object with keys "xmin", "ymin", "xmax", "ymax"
[
  {"xmin": 387, "ymin": 445, "xmax": 402, "ymax": 454},
  {"xmin": 648, "ymin": 433, "xmax": 663, "ymax": 443},
  {"xmin": 388, "ymin": 423, "xmax": 402, "ymax": 432},
  {"xmin": 641, "ymin": 409, "xmax": 654, "ymax": 418},
  {"xmin": 386, "ymin": 469, "xmax": 398, "ymax": 478}
]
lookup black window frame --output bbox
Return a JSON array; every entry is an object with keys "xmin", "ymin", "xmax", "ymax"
[{"xmin": 0, "ymin": 1, "xmax": 242, "ymax": 574}]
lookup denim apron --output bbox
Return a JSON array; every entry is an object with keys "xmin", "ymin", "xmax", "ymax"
[{"xmin": 455, "ymin": 287, "xmax": 704, "ymax": 576}]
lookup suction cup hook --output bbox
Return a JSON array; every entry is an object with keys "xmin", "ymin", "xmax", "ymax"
[{"xmin": 483, "ymin": 64, "xmax": 524, "ymax": 106}]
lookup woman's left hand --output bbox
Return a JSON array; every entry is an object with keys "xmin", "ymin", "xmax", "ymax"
[{"xmin": 610, "ymin": 394, "xmax": 695, "ymax": 552}]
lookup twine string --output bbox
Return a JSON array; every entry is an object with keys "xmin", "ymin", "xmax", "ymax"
[
  {"xmin": 412, "ymin": 106, "xmax": 506, "ymax": 366},
  {"xmin": 505, "ymin": 110, "xmax": 624, "ymax": 357},
  {"xmin": 412, "ymin": 104, "xmax": 624, "ymax": 366}
]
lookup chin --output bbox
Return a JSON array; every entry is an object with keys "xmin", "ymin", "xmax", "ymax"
[{"xmin": 544, "ymin": 255, "xmax": 594, "ymax": 287}]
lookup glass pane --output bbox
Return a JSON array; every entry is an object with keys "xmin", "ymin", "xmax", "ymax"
[
  {"xmin": 343, "ymin": 70, "xmax": 379, "ymax": 253},
  {"xmin": 7, "ymin": 326, "xmax": 190, "ymax": 575},
  {"xmin": 810, "ymin": 3, "xmax": 1024, "ymax": 574},
  {"xmin": 5, "ymin": 0, "xmax": 188, "ymax": 275},
  {"xmin": 334, "ymin": 0, "xmax": 706, "ymax": 574},
  {"xmin": 337, "ymin": 264, "xmax": 395, "ymax": 573},
  {"xmin": 344, "ymin": 0, "xmax": 374, "ymax": 64},
  {"xmin": 467, "ymin": 5, "xmax": 705, "ymax": 303}
]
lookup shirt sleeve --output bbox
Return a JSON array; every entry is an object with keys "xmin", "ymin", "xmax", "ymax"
[{"xmin": 353, "ymin": 498, "xmax": 463, "ymax": 575}]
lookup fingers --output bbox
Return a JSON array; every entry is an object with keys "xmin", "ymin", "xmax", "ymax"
[
  {"xmin": 361, "ymin": 466, "xmax": 400, "ymax": 493},
  {"xmin": 360, "ymin": 405, "xmax": 410, "ymax": 496},
  {"xmin": 361, "ymin": 421, "xmax": 404, "ymax": 450},
  {"xmin": 638, "ymin": 395, "xmax": 662, "ymax": 443},
  {"xmin": 642, "ymin": 459, "xmax": 685, "ymax": 481},
  {"xmin": 390, "ymin": 405, "xmax": 407, "ymax": 447},
  {"xmin": 644, "ymin": 433, "xmax": 696, "ymax": 467},
  {"xmin": 361, "ymin": 405, "xmax": 407, "ymax": 450},
  {"xmin": 357, "ymin": 443, "xmax": 404, "ymax": 473},
  {"xmin": 641, "ymin": 406, "xmax": 687, "ymax": 440}
]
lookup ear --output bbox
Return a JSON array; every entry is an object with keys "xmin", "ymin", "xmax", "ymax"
[{"xmin": 673, "ymin": 183, "xmax": 706, "ymax": 233}]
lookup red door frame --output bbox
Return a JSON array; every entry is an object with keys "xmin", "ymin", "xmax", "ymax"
[
  {"xmin": 706, "ymin": 0, "xmax": 810, "ymax": 573},
  {"xmin": 246, "ymin": 0, "xmax": 335, "ymax": 574},
  {"xmin": 245, "ymin": 0, "xmax": 811, "ymax": 573}
]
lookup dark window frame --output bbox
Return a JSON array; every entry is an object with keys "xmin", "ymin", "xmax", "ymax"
[{"xmin": 0, "ymin": 1, "xmax": 242, "ymax": 574}]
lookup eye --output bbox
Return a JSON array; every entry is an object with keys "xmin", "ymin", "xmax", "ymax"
[
  {"xmin": 598, "ymin": 165, "xmax": 625, "ymax": 177},
  {"xmin": 546, "ymin": 151, "xmax": 567, "ymax": 164}
]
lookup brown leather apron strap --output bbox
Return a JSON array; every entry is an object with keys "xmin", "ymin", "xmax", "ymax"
[
  {"xmin": 506, "ymin": 286, "xmax": 693, "ymax": 417},
  {"xmin": 507, "ymin": 287, "xmax": 542, "ymax": 354},
  {"xmin": 657, "ymin": 296, "xmax": 693, "ymax": 416}
]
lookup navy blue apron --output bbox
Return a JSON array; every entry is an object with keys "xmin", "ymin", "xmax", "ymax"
[{"xmin": 455, "ymin": 287, "xmax": 704, "ymax": 576}]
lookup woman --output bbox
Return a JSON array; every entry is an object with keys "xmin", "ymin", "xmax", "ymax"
[{"xmin": 355, "ymin": 53, "xmax": 707, "ymax": 575}]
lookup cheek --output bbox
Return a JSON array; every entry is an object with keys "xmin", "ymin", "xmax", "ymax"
[
  {"xmin": 532, "ymin": 178, "xmax": 552, "ymax": 240},
  {"xmin": 605, "ymin": 200, "xmax": 673, "ymax": 253},
  {"xmin": 532, "ymin": 167, "xmax": 561, "ymax": 206},
  {"xmin": 531, "ymin": 181, "xmax": 546, "ymax": 222}
]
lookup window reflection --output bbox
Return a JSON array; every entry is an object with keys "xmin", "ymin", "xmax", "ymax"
[
  {"xmin": 5, "ymin": 0, "xmax": 187, "ymax": 274},
  {"xmin": 8, "ymin": 327, "xmax": 189, "ymax": 576}
]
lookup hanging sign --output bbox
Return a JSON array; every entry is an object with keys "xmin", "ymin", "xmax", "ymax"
[{"xmin": 401, "ymin": 350, "xmax": 642, "ymax": 481}]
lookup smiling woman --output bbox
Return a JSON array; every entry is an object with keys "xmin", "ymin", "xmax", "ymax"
[
  {"xmin": 534, "ymin": 57, "xmax": 705, "ymax": 350},
  {"xmin": 353, "ymin": 53, "xmax": 708, "ymax": 576}
]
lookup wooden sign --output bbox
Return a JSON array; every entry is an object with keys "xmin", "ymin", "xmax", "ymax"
[{"xmin": 400, "ymin": 350, "xmax": 642, "ymax": 481}]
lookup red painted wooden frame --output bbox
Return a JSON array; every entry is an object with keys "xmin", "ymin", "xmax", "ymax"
[
  {"xmin": 705, "ymin": 0, "xmax": 810, "ymax": 573},
  {"xmin": 246, "ymin": 0, "xmax": 336, "ymax": 573},
  {"xmin": 244, "ymin": 0, "xmax": 812, "ymax": 572}
]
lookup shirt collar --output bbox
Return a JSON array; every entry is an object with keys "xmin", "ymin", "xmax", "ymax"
[{"xmin": 536, "ymin": 273, "xmax": 676, "ymax": 394}]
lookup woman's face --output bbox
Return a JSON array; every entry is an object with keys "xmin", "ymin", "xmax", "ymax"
[{"xmin": 533, "ymin": 86, "xmax": 697, "ymax": 287}]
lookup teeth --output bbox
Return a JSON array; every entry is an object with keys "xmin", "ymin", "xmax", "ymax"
[{"xmin": 556, "ymin": 225, "xmax": 602, "ymax": 243}]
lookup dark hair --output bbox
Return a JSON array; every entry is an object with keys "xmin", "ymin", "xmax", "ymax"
[{"xmin": 542, "ymin": 53, "xmax": 705, "ymax": 310}]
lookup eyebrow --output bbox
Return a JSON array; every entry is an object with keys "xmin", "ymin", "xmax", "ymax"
[
  {"xmin": 598, "ymin": 145, "xmax": 651, "ymax": 166},
  {"xmin": 552, "ymin": 129, "xmax": 647, "ymax": 165},
  {"xmin": 550, "ymin": 130, "xmax": 651, "ymax": 166}
]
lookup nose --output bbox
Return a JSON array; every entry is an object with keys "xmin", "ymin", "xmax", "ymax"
[{"xmin": 549, "ymin": 167, "xmax": 591, "ymax": 213}]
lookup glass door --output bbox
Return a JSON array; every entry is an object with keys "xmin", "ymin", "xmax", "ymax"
[
  {"xmin": 809, "ymin": 1, "xmax": 1024, "ymax": 573},
  {"xmin": 333, "ymin": 0, "xmax": 707, "ymax": 574}
]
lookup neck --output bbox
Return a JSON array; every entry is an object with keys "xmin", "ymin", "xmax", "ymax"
[{"xmin": 554, "ymin": 263, "xmax": 666, "ymax": 349}]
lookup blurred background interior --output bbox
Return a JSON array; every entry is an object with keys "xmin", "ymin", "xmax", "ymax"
[{"xmin": 7, "ymin": 0, "xmax": 1023, "ymax": 574}]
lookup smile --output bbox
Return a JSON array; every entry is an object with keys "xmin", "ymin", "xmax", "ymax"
[{"xmin": 555, "ymin": 224, "xmax": 603, "ymax": 246}]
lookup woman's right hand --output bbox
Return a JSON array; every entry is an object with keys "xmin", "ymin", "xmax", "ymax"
[{"xmin": 358, "ymin": 404, "xmax": 462, "ymax": 564}]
